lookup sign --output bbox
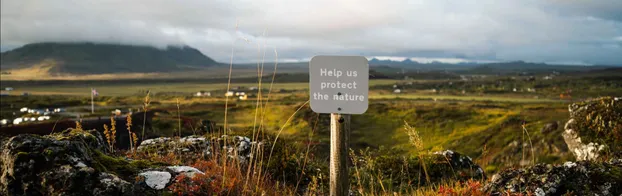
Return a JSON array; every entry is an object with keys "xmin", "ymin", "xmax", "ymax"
[{"xmin": 309, "ymin": 55, "xmax": 369, "ymax": 114}]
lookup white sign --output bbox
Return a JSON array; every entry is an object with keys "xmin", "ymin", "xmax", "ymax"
[{"xmin": 309, "ymin": 55, "xmax": 369, "ymax": 114}]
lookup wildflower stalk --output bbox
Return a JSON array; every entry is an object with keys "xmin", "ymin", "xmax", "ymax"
[{"xmin": 127, "ymin": 114, "xmax": 134, "ymax": 153}]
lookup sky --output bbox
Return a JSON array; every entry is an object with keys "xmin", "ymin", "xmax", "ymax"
[{"xmin": 1, "ymin": 0, "xmax": 622, "ymax": 65}]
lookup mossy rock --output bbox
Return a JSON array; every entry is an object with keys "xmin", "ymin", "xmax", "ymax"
[
  {"xmin": 91, "ymin": 150, "xmax": 169, "ymax": 181},
  {"xmin": 484, "ymin": 159, "xmax": 622, "ymax": 195},
  {"xmin": 568, "ymin": 97, "xmax": 622, "ymax": 156}
]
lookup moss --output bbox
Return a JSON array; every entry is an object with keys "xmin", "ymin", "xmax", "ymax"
[
  {"xmin": 43, "ymin": 149, "xmax": 54, "ymax": 156},
  {"xmin": 571, "ymin": 96, "xmax": 622, "ymax": 156},
  {"xmin": 15, "ymin": 151, "xmax": 31, "ymax": 160},
  {"xmin": 91, "ymin": 150, "xmax": 168, "ymax": 181}
]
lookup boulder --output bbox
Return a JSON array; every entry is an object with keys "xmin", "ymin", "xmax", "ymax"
[
  {"xmin": 136, "ymin": 135, "xmax": 261, "ymax": 163},
  {"xmin": 0, "ymin": 129, "xmax": 112, "ymax": 195},
  {"xmin": 562, "ymin": 97, "xmax": 621, "ymax": 161},
  {"xmin": 0, "ymin": 128, "xmax": 208, "ymax": 196},
  {"xmin": 137, "ymin": 135, "xmax": 211, "ymax": 159},
  {"xmin": 540, "ymin": 121, "xmax": 558, "ymax": 134},
  {"xmin": 134, "ymin": 166, "xmax": 205, "ymax": 192},
  {"xmin": 484, "ymin": 159, "xmax": 622, "ymax": 196}
]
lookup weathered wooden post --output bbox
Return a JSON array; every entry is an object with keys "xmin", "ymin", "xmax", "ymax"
[
  {"xmin": 310, "ymin": 55, "xmax": 368, "ymax": 196},
  {"xmin": 330, "ymin": 113, "xmax": 350, "ymax": 196}
]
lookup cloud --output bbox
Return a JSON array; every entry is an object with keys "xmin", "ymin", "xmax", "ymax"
[{"xmin": 1, "ymin": 0, "xmax": 621, "ymax": 65}]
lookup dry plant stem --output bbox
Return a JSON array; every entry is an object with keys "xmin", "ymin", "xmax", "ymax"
[
  {"xmin": 267, "ymin": 100, "xmax": 310, "ymax": 174},
  {"xmin": 177, "ymin": 98, "xmax": 181, "ymax": 138},
  {"xmin": 222, "ymin": 20, "xmax": 239, "ymax": 190},
  {"xmin": 256, "ymin": 47, "xmax": 279, "ymax": 186}
]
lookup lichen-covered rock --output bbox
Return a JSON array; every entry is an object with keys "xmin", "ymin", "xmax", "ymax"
[
  {"xmin": 222, "ymin": 135, "xmax": 258, "ymax": 162},
  {"xmin": 483, "ymin": 159, "xmax": 622, "ymax": 196},
  {"xmin": 0, "ymin": 129, "xmax": 108, "ymax": 195},
  {"xmin": 134, "ymin": 166, "xmax": 204, "ymax": 191},
  {"xmin": 562, "ymin": 119, "xmax": 605, "ymax": 161},
  {"xmin": 136, "ymin": 135, "xmax": 261, "ymax": 163},
  {"xmin": 562, "ymin": 97, "xmax": 622, "ymax": 161},
  {"xmin": 0, "ymin": 130, "xmax": 121, "ymax": 195},
  {"xmin": 93, "ymin": 172, "xmax": 134, "ymax": 196},
  {"xmin": 137, "ymin": 135, "xmax": 211, "ymax": 159}
]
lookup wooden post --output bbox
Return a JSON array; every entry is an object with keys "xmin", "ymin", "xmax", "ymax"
[
  {"xmin": 91, "ymin": 88, "xmax": 94, "ymax": 114},
  {"xmin": 330, "ymin": 113, "xmax": 350, "ymax": 196}
]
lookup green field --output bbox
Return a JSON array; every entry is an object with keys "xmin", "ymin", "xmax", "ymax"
[{"xmin": 1, "ymin": 72, "xmax": 620, "ymax": 177}]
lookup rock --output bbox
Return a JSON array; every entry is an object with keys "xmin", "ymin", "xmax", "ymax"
[
  {"xmin": 138, "ymin": 171, "xmax": 171, "ymax": 190},
  {"xmin": 0, "ymin": 127, "xmax": 213, "ymax": 195},
  {"xmin": 562, "ymin": 97, "xmax": 621, "ymax": 161},
  {"xmin": 483, "ymin": 159, "xmax": 622, "ymax": 195},
  {"xmin": 540, "ymin": 121, "xmax": 558, "ymax": 134},
  {"xmin": 222, "ymin": 135, "xmax": 256, "ymax": 162},
  {"xmin": 93, "ymin": 172, "xmax": 133, "ymax": 196},
  {"xmin": 562, "ymin": 124, "xmax": 605, "ymax": 161},
  {"xmin": 134, "ymin": 165, "xmax": 204, "ymax": 191},
  {"xmin": 137, "ymin": 135, "xmax": 211, "ymax": 159},
  {"xmin": 0, "ymin": 129, "xmax": 108, "ymax": 195},
  {"xmin": 136, "ymin": 135, "xmax": 261, "ymax": 163}
]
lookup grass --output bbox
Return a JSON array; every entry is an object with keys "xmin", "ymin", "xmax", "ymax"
[{"xmin": 1, "ymin": 80, "xmax": 402, "ymax": 96}]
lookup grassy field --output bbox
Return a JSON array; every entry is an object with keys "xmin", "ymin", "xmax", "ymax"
[
  {"xmin": 0, "ymin": 80, "xmax": 398, "ymax": 96},
  {"xmin": 1, "ymin": 71, "xmax": 620, "ymax": 194}
]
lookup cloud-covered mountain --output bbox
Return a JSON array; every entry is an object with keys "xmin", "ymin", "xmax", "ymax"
[{"xmin": 0, "ymin": 42, "xmax": 218, "ymax": 74}]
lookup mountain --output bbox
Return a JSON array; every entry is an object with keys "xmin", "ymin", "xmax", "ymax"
[
  {"xmin": 368, "ymin": 58, "xmax": 617, "ymax": 74},
  {"xmin": 463, "ymin": 61, "xmax": 615, "ymax": 74},
  {"xmin": 0, "ymin": 42, "xmax": 218, "ymax": 74}
]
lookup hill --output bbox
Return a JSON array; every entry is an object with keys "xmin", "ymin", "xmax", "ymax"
[{"xmin": 0, "ymin": 42, "xmax": 218, "ymax": 75}]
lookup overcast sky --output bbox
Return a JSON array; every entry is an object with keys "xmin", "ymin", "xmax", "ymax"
[{"xmin": 1, "ymin": 0, "xmax": 622, "ymax": 65}]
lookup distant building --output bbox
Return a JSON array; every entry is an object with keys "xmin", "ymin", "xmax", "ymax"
[
  {"xmin": 393, "ymin": 89, "xmax": 401, "ymax": 94},
  {"xmin": 249, "ymin": 87, "xmax": 258, "ymax": 91},
  {"xmin": 225, "ymin": 91, "xmax": 234, "ymax": 97},
  {"xmin": 5, "ymin": 87, "xmax": 13, "ymax": 91},
  {"xmin": 112, "ymin": 109, "xmax": 122, "ymax": 116},
  {"xmin": 235, "ymin": 92, "xmax": 245, "ymax": 96},
  {"xmin": 195, "ymin": 91, "xmax": 211, "ymax": 97},
  {"xmin": 0, "ymin": 119, "xmax": 7, "ymax": 125},
  {"xmin": 13, "ymin": 118, "xmax": 23, "ymax": 125},
  {"xmin": 239, "ymin": 94, "xmax": 248, "ymax": 100},
  {"xmin": 20, "ymin": 107, "xmax": 28, "ymax": 112}
]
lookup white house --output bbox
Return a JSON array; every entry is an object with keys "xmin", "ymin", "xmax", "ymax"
[
  {"xmin": 195, "ymin": 91, "xmax": 211, "ymax": 97},
  {"xmin": 225, "ymin": 91, "xmax": 234, "ymax": 97},
  {"xmin": 393, "ymin": 89, "xmax": 401, "ymax": 94},
  {"xmin": 239, "ymin": 94, "xmax": 248, "ymax": 100},
  {"xmin": 112, "ymin": 109, "xmax": 122, "ymax": 116},
  {"xmin": 20, "ymin": 107, "xmax": 28, "ymax": 112},
  {"xmin": 13, "ymin": 118, "xmax": 23, "ymax": 125},
  {"xmin": 5, "ymin": 87, "xmax": 13, "ymax": 91}
]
